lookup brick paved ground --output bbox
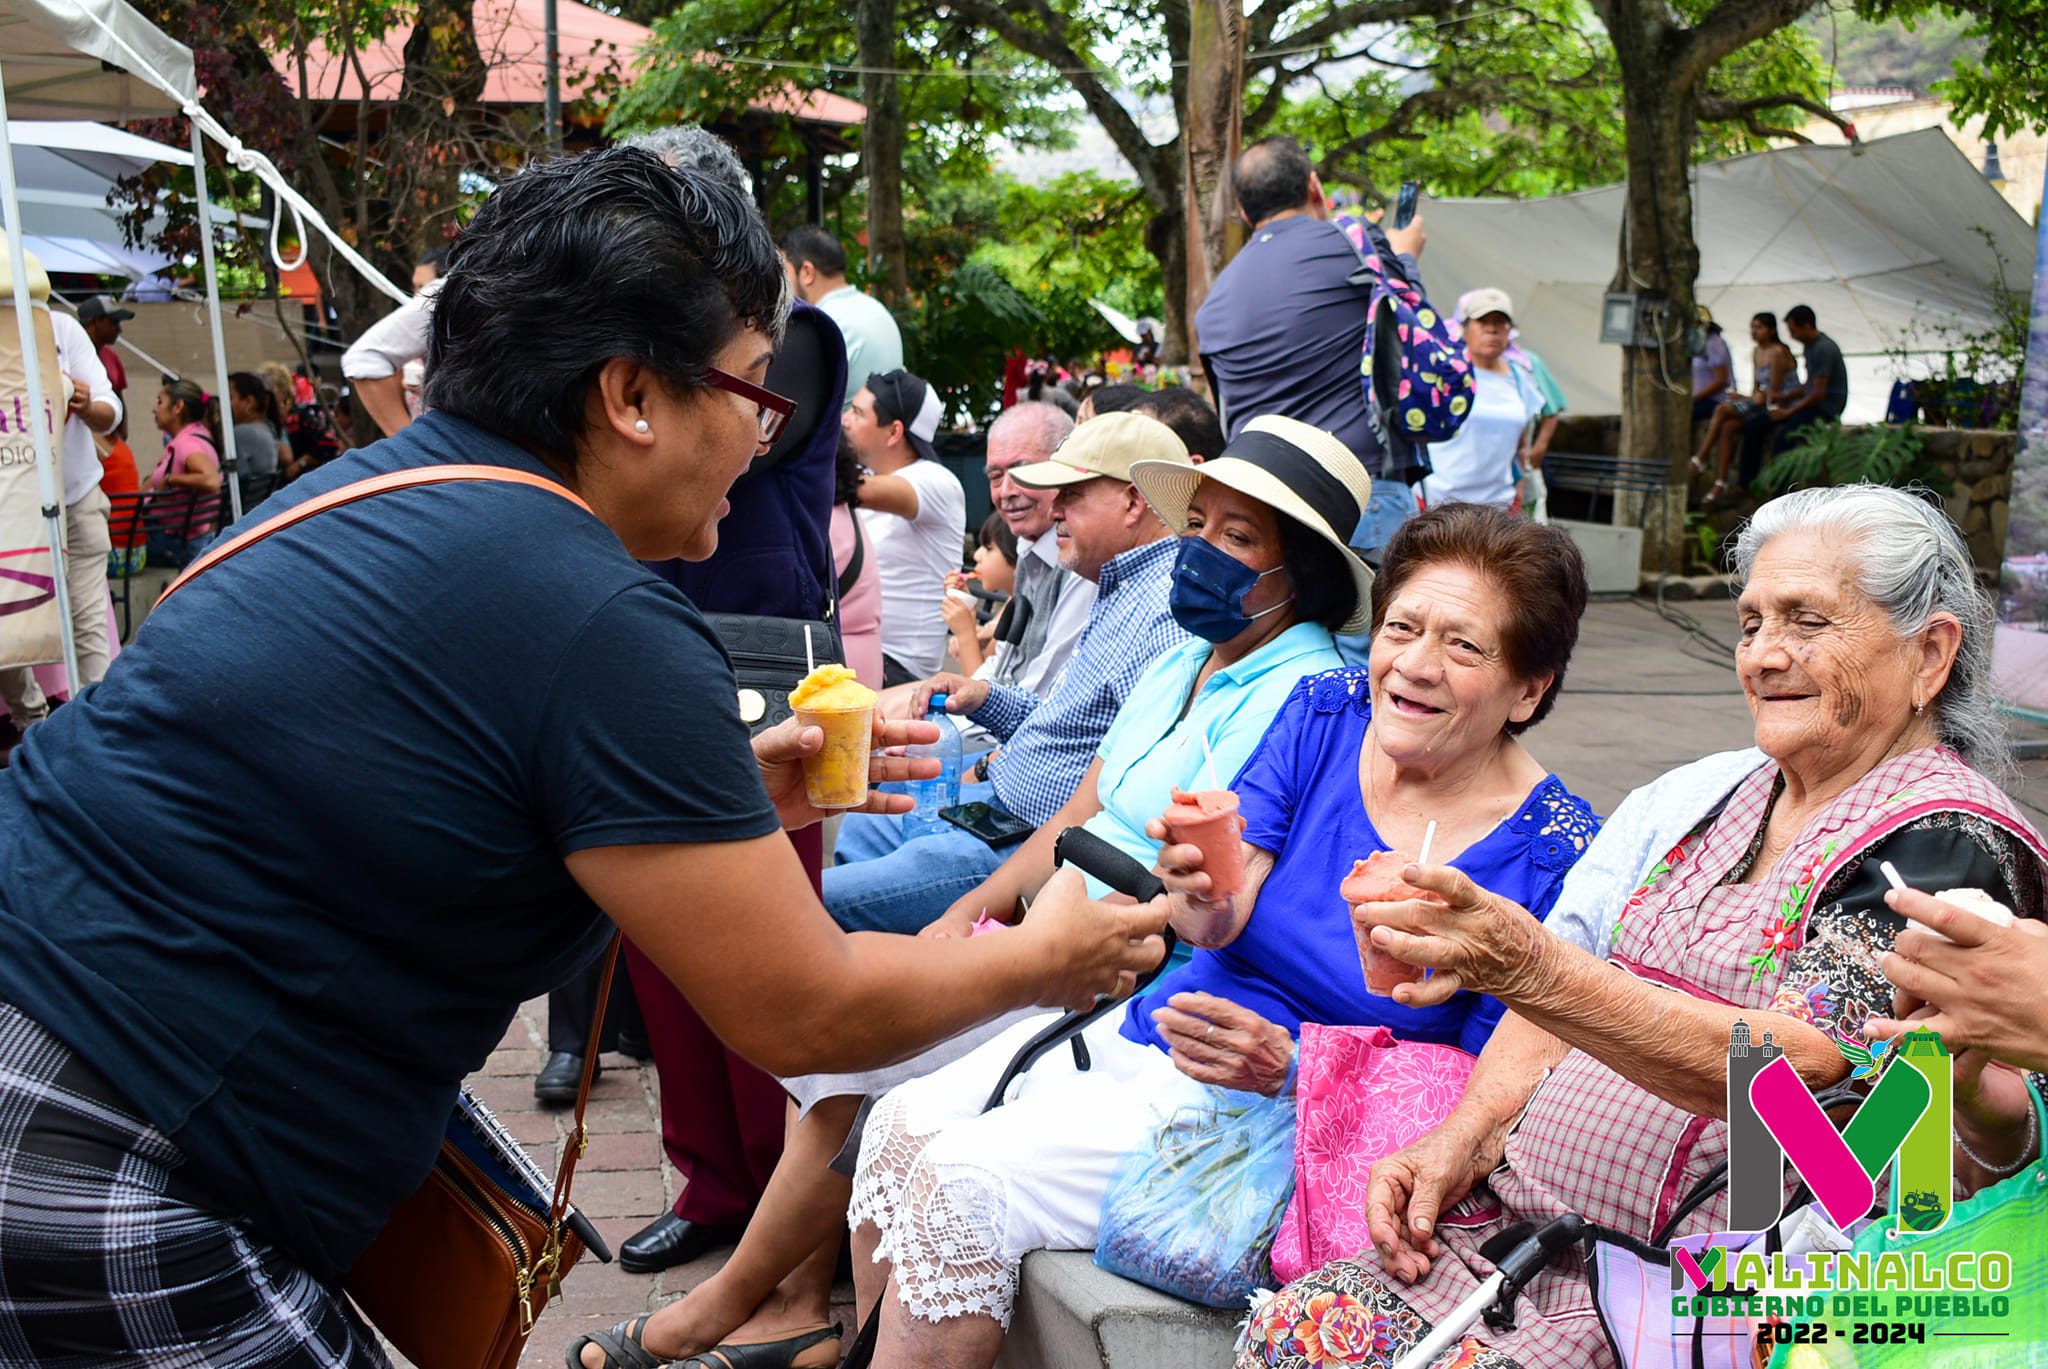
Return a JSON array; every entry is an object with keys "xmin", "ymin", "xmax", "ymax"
[{"xmin": 446, "ymin": 597, "xmax": 2048, "ymax": 1369}]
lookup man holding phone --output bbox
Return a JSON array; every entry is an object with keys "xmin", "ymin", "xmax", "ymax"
[{"xmin": 1195, "ymin": 136, "xmax": 1426, "ymax": 561}]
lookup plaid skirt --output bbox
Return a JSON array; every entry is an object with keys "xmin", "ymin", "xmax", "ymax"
[{"xmin": 0, "ymin": 1000, "xmax": 391, "ymax": 1368}]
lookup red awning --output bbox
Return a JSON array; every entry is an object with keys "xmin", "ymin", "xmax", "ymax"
[{"xmin": 279, "ymin": 0, "xmax": 862, "ymax": 127}]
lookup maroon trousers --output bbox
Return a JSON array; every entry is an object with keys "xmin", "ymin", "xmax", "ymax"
[{"xmin": 623, "ymin": 824, "xmax": 822, "ymax": 1226}]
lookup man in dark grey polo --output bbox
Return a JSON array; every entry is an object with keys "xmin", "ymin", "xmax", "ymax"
[
  {"xmin": 1195, "ymin": 134, "xmax": 1426, "ymax": 559},
  {"xmin": 1768, "ymin": 303, "xmax": 1848, "ymax": 448}
]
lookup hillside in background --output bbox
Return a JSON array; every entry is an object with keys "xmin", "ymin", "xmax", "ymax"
[{"xmin": 1799, "ymin": 9, "xmax": 1983, "ymax": 94}]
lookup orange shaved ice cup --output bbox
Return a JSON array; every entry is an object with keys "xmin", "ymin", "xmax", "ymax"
[{"xmin": 1163, "ymin": 787, "xmax": 1244, "ymax": 898}]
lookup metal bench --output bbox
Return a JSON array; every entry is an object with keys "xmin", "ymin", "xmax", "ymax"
[{"xmin": 1541, "ymin": 450, "xmax": 1670, "ymax": 527}]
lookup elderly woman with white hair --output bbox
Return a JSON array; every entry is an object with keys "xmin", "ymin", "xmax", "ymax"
[{"xmin": 1244, "ymin": 484, "xmax": 2048, "ymax": 1369}]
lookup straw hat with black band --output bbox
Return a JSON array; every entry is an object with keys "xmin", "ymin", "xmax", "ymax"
[{"xmin": 1129, "ymin": 414, "xmax": 1376, "ymax": 636}]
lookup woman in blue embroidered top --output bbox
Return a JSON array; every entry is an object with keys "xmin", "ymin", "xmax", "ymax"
[{"xmin": 839, "ymin": 504, "xmax": 1599, "ymax": 1369}]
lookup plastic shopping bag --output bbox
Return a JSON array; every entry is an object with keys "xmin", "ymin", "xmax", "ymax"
[{"xmin": 1094, "ymin": 1088, "xmax": 1296, "ymax": 1307}]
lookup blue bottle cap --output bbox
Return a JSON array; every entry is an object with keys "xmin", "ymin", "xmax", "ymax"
[{"xmin": 930, "ymin": 693, "xmax": 949, "ymax": 709}]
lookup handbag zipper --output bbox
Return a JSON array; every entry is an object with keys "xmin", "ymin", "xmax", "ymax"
[{"xmin": 439, "ymin": 1159, "xmax": 540, "ymax": 1328}]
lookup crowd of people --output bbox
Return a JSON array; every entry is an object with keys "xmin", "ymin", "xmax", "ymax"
[{"xmin": 0, "ymin": 121, "xmax": 2039, "ymax": 1369}]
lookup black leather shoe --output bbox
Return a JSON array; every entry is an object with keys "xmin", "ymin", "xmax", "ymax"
[
  {"xmin": 615, "ymin": 1031, "xmax": 653, "ymax": 1062},
  {"xmin": 533, "ymin": 1051, "xmax": 593, "ymax": 1107},
  {"xmin": 618, "ymin": 1213, "xmax": 743, "ymax": 1274}
]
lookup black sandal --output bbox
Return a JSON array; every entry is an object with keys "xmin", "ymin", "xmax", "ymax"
[
  {"xmin": 567, "ymin": 1316, "xmax": 668, "ymax": 1369},
  {"xmin": 678, "ymin": 1323, "xmax": 842, "ymax": 1369}
]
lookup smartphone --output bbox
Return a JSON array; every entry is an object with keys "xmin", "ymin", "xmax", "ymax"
[
  {"xmin": 1393, "ymin": 180, "xmax": 1421, "ymax": 230},
  {"xmin": 940, "ymin": 801, "xmax": 1034, "ymax": 848}
]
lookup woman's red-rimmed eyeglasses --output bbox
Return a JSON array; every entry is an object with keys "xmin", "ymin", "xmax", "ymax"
[{"xmin": 701, "ymin": 366, "xmax": 796, "ymax": 444}]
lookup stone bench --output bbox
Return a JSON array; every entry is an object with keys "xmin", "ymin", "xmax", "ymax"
[{"xmin": 996, "ymin": 1251, "xmax": 1242, "ymax": 1369}]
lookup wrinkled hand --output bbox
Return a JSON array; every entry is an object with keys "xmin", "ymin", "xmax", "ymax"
[
  {"xmin": 1143, "ymin": 816, "xmax": 1239, "ymax": 947},
  {"xmin": 1355, "ymin": 863, "xmax": 1546, "ymax": 1007},
  {"xmin": 1384, "ymin": 214, "xmax": 1426, "ymax": 261},
  {"xmin": 1019, "ymin": 868, "xmax": 1169, "ymax": 1010},
  {"xmin": 1865, "ymin": 889, "xmax": 2048, "ymax": 1073},
  {"xmin": 1366, "ymin": 1117, "xmax": 1489, "ymax": 1282},
  {"xmin": 912, "ymin": 670, "xmax": 989, "ymax": 719},
  {"xmin": 751, "ymin": 713, "xmax": 939, "ymax": 831},
  {"xmin": 1152, "ymin": 992, "xmax": 1294, "ymax": 1095}
]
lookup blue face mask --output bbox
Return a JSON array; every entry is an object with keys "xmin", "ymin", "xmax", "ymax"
[{"xmin": 1168, "ymin": 534, "xmax": 1290, "ymax": 643}]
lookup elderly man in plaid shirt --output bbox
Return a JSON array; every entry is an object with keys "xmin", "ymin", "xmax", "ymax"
[{"xmin": 825, "ymin": 412, "xmax": 1194, "ymax": 933}]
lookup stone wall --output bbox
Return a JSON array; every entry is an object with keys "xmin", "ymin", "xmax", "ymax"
[
  {"xmin": 1549, "ymin": 418, "xmax": 2016, "ymax": 580},
  {"xmin": 1920, "ymin": 428, "xmax": 2016, "ymax": 581}
]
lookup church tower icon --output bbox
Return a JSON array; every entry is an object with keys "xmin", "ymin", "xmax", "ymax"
[{"xmin": 1726, "ymin": 1019, "xmax": 1785, "ymax": 1234}]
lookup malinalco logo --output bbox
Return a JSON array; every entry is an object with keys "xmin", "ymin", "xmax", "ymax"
[{"xmin": 1675, "ymin": 1021, "xmax": 1952, "ymax": 1291}]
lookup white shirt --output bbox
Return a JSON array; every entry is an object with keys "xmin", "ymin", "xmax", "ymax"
[
  {"xmin": 341, "ymin": 279, "xmax": 441, "ymax": 382},
  {"xmin": 859, "ymin": 458, "xmax": 967, "ymax": 678},
  {"xmin": 51, "ymin": 313, "xmax": 119, "ymax": 506},
  {"xmin": 975, "ymin": 528, "xmax": 1096, "ymax": 696},
  {"xmin": 1421, "ymin": 362, "xmax": 1541, "ymax": 509},
  {"xmin": 817, "ymin": 285, "xmax": 904, "ymax": 390}
]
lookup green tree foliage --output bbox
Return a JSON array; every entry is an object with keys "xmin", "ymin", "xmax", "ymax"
[{"xmin": 1857, "ymin": 0, "xmax": 2048, "ymax": 137}]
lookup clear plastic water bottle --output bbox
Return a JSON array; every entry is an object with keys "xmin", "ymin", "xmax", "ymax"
[{"xmin": 901, "ymin": 693, "xmax": 963, "ymax": 840}]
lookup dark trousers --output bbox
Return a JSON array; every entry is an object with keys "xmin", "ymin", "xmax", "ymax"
[
  {"xmin": 881, "ymin": 654, "xmax": 919, "ymax": 688},
  {"xmin": 545, "ymin": 945, "xmax": 646, "ymax": 1055},
  {"xmin": 624, "ymin": 823, "xmax": 824, "ymax": 1225}
]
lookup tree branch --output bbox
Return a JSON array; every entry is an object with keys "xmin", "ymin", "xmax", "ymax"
[
  {"xmin": 1246, "ymin": 0, "xmax": 1457, "ymax": 78},
  {"xmin": 1697, "ymin": 91, "xmax": 1854, "ymax": 141},
  {"xmin": 1675, "ymin": 0, "xmax": 1819, "ymax": 90},
  {"xmin": 943, "ymin": 0, "xmax": 1179, "ymax": 206}
]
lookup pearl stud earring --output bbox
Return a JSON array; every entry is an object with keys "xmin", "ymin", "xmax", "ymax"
[{"xmin": 634, "ymin": 419, "xmax": 651, "ymax": 434}]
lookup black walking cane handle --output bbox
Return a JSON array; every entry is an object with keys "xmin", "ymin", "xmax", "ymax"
[{"xmin": 978, "ymin": 828, "xmax": 1179, "ymax": 1114}]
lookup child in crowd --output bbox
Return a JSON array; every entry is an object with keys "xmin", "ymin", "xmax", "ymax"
[{"xmin": 942, "ymin": 511, "xmax": 1017, "ymax": 674}]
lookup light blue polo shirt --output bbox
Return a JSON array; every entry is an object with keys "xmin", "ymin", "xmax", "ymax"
[{"xmin": 1078, "ymin": 621, "xmax": 1343, "ymax": 897}]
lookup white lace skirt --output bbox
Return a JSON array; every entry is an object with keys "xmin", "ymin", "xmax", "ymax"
[{"xmin": 846, "ymin": 1010, "xmax": 1209, "ymax": 1328}]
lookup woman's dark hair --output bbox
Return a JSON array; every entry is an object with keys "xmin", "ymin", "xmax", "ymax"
[
  {"xmin": 1704, "ymin": 321, "xmax": 1723, "ymax": 335},
  {"xmin": 1752, "ymin": 311, "xmax": 1780, "ymax": 337},
  {"xmin": 1369, "ymin": 502, "xmax": 1588, "ymax": 733},
  {"xmin": 977, "ymin": 510, "xmax": 1018, "ymax": 567},
  {"xmin": 424, "ymin": 147, "xmax": 789, "ymax": 469},
  {"xmin": 160, "ymin": 377, "xmax": 222, "ymax": 455},
  {"xmin": 1275, "ymin": 512, "xmax": 1359, "ymax": 632},
  {"xmin": 229, "ymin": 370, "xmax": 284, "ymax": 435},
  {"xmin": 834, "ymin": 434, "xmax": 863, "ymax": 508}
]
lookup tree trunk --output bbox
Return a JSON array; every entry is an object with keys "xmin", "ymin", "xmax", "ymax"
[
  {"xmin": 390, "ymin": 0, "xmax": 488, "ymax": 268},
  {"xmin": 1600, "ymin": 1, "xmax": 1700, "ymax": 572},
  {"xmin": 1181, "ymin": 0, "xmax": 1245, "ymax": 356},
  {"xmin": 855, "ymin": 0, "xmax": 909, "ymax": 308},
  {"xmin": 1148, "ymin": 202, "xmax": 1189, "ymax": 366}
]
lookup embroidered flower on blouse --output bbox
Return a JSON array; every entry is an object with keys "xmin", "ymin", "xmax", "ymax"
[{"xmin": 1308, "ymin": 670, "xmax": 1366, "ymax": 715}]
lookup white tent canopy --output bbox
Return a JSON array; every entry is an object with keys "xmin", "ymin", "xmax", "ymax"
[
  {"xmin": 8, "ymin": 120, "xmax": 190, "ymax": 278},
  {"xmin": 1416, "ymin": 130, "xmax": 2037, "ymax": 424},
  {"xmin": 0, "ymin": 0, "xmax": 192, "ymax": 118}
]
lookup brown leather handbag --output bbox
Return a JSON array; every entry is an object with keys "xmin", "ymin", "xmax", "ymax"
[
  {"xmin": 343, "ymin": 937, "xmax": 619, "ymax": 1369},
  {"xmin": 160, "ymin": 466, "xmax": 622, "ymax": 1369}
]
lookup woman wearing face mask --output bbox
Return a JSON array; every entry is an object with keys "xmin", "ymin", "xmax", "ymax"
[{"xmin": 843, "ymin": 501, "xmax": 1601, "ymax": 1369}]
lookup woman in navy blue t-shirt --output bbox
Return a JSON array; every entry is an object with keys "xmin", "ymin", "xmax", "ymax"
[{"xmin": 0, "ymin": 148, "xmax": 1165, "ymax": 1369}]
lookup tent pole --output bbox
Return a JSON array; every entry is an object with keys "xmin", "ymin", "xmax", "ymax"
[
  {"xmin": 0, "ymin": 63, "xmax": 81, "ymax": 691},
  {"xmin": 188, "ymin": 121, "xmax": 241, "ymax": 523}
]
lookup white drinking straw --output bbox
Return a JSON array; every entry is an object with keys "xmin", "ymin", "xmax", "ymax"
[
  {"xmin": 1417, "ymin": 820, "xmax": 1438, "ymax": 867},
  {"xmin": 1200, "ymin": 732, "xmax": 1222, "ymax": 791},
  {"xmin": 1879, "ymin": 860, "xmax": 1909, "ymax": 894},
  {"xmin": 803, "ymin": 624, "xmax": 815, "ymax": 676}
]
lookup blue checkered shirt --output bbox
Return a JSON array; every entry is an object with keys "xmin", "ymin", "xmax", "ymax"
[{"xmin": 973, "ymin": 535, "xmax": 1191, "ymax": 826}]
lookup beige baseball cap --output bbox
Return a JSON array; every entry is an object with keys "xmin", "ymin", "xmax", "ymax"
[
  {"xmin": 1009, "ymin": 410, "xmax": 1191, "ymax": 488},
  {"xmin": 1458, "ymin": 287, "xmax": 1514, "ymax": 322}
]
